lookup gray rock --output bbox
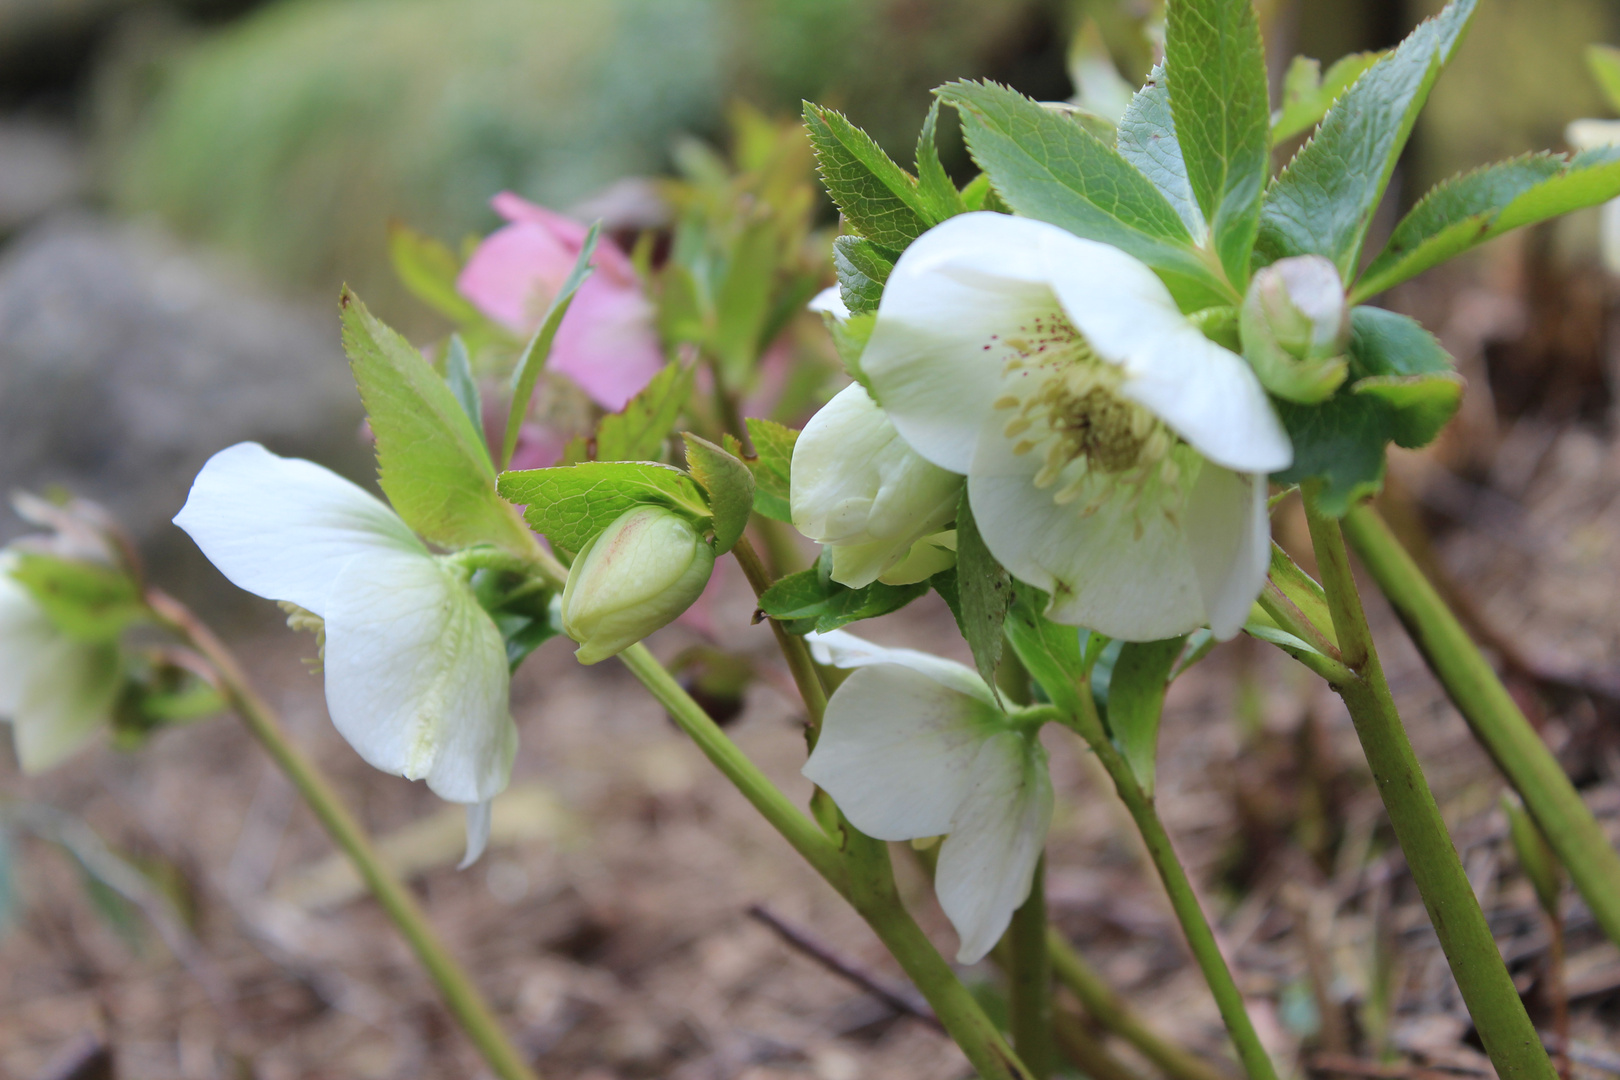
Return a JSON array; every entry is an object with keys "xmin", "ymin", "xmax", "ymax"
[
  {"xmin": 0, "ymin": 214, "xmax": 368, "ymax": 586},
  {"xmin": 0, "ymin": 121, "xmax": 85, "ymax": 234}
]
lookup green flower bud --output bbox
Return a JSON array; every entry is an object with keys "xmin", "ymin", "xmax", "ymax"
[
  {"xmin": 1240, "ymin": 255, "xmax": 1350, "ymax": 404},
  {"xmin": 560, "ymin": 505, "xmax": 716, "ymax": 665}
]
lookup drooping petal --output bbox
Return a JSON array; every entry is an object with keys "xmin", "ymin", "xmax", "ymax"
[
  {"xmin": 803, "ymin": 662, "xmax": 1003, "ymax": 841},
  {"xmin": 806, "ymin": 629, "xmax": 995, "ymax": 703},
  {"xmin": 322, "ymin": 549, "xmax": 516, "ymax": 805},
  {"xmin": 460, "ymin": 800, "xmax": 494, "ymax": 869},
  {"xmin": 174, "ymin": 443, "xmax": 424, "ymax": 618},
  {"xmin": 456, "ymin": 220, "xmax": 578, "ymax": 332},
  {"xmin": 489, "ymin": 191, "xmax": 639, "ymax": 286},
  {"xmin": 1184, "ymin": 465, "xmax": 1272, "ymax": 640},
  {"xmin": 545, "ymin": 275, "xmax": 665, "ymax": 411},
  {"xmin": 934, "ymin": 731, "xmax": 1054, "ymax": 963},
  {"xmin": 967, "ymin": 429, "xmax": 1206, "ymax": 640}
]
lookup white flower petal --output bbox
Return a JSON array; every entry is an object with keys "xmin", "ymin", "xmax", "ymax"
[
  {"xmin": 808, "ymin": 285, "xmax": 851, "ymax": 320},
  {"xmin": 323, "ymin": 549, "xmax": 516, "ymax": 804},
  {"xmin": 967, "ymin": 433, "xmax": 1205, "ymax": 640},
  {"xmin": 803, "ymin": 662, "xmax": 1002, "ymax": 840},
  {"xmin": 460, "ymin": 800, "xmax": 494, "ymax": 869},
  {"xmin": 1567, "ymin": 119, "xmax": 1620, "ymax": 151},
  {"xmin": 1185, "ymin": 467, "xmax": 1272, "ymax": 640},
  {"xmin": 174, "ymin": 443, "xmax": 424, "ymax": 617},
  {"xmin": 935, "ymin": 731, "xmax": 1054, "ymax": 963},
  {"xmin": 0, "ymin": 566, "xmax": 48, "ymax": 716},
  {"xmin": 861, "ymin": 213, "xmax": 1065, "ymax": 473},
  {"xmin": 805, "ymin": 629, "xmax": 994, "ymax": 703}
]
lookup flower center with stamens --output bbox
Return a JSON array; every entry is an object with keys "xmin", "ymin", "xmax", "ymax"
[{"xmin": 990, "ymin": 310, "xmax": 1184, "ymax": 516}]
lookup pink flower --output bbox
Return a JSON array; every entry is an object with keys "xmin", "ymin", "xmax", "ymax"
[{"xmin": 458, "ymin": 192, "xmax": 665, "ymax": 411}]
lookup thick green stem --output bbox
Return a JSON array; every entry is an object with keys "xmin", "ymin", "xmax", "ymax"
[
  {"xmin": 1047, "ymin": 931, "xmax": 1229, "ymax": 1080},
  {"xmin": 1343, "ymin": 505, "xmax": 1620, "ymax": 951},
  {"xmin": 1061, "ymin": 695, "xmax": 1278, "ymax": 1080},
  {"xmin": 146, "ymin": 591, "xmax": 540, "ymax": 1080},
  {"xmin": 1008, "ymin": 858, "xmax": 1055, "ymax": 1078},
  {"xmin": 1302, "ymin": 492, "xmax": 1553, "ymax": 1080}
]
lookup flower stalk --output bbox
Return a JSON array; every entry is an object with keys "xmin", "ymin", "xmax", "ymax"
[
  {"xmin": 1301, "ymin": 488, "xmax": 1554, "ymax": 1080},
  {"xmin": 143, "ymin": 589, "xmax": 541, "ymax": 1080},
  {"xmin": 1007, "ymin": 857, "xmax": 1056, "ymax": 1078},
  {"xmin": 1341, "ymin": 504, "xmax": 1620, "ymax": 951}
]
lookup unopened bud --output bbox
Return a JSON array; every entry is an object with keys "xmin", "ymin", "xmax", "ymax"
[
  {"xmin": 1241, "ymin": 255, "xmax": 1350, "ymax": 403},
  {"xmin": 560, "ymin": 505, "xmax": 715, "ymax": 664}
]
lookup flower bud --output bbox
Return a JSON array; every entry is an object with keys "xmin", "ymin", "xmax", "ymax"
[
  {"xmin": 560, "ymin": 505, "xmax": 715, "ymax": 664},
  {"xmin": 1240, "ymin": 255, "xmax": 1350, "ymax": 404},
  {"xmin": 790, "ymin": 383, "xmax": 962, "ymax": 589}
]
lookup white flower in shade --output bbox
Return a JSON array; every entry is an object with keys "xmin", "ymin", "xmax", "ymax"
[
  {"xmin": 174, "ymin": 442, "xmax": 514, "ymax": 863},
  {"xmin": 860, "ymin": 212, "xmax": 1293, "ymax": 641},
  {"xmin": 801, "ymin": 630, "xmax": 1052, "ymax": 963},
  {"xmin": 1567, "ymin": 120, "xmax": 1620, "ymax": 276},
  {"xmin": 791, "ymin": 383, "xmax": 963, "ymax": 588},
  {"xmin": 0, "ymin": 554, "xmax": 121, "ymax": 772}
]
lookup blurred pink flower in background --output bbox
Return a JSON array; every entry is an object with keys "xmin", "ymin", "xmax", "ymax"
[{"xmin": 458, "ymin": 192, "xmax": 665, "ymax": 411}]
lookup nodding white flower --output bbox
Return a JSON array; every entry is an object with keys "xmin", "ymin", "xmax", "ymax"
[
  {"xmin": 791, "ymin": 383, "xmax": 963, "ymax": 588},
  {"xmin": 0, "ymin": 554, "xmax": 121, "ymax": 772},
  {"xmin": 175, "ymin": 442, "xmax": 514, "ymax": 863},
  {"xmin": 1567, "ymin": 121, "xmax": 1620, "ymax": 276},
  {"xmin": 860, "ymin": 212, "xmax": 1292, "ymax": 641},
  {"xmin": 802, "ymin": 630, "xmax": 1053, "ymax": 963}
]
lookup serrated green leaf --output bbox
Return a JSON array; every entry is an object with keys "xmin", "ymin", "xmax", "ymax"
[
  {"xmin": 938, "ymin": 80, "xmax": 1233, "ymax": 309},
  {"xmin": 442, "ymin": 334, "xmax": 488, "ymax": 466},
  {"xmin": 1589, "ymin": 44, "xmax": 1620, "ymax": 114},
  {"xmin": 743, "ymin": 418, "xmax": 797, "ymax": 522},
  {"xmin": 471, "ymin": 568, "xmax": 560, "ymax": 673},
  {"xmin": 1355, "ymin": 148, "xmax": 1620, "ymax": 300},
  {"xmin": 955, "ymin": 492, "xmax": 1012, "ymax": 695},
  {"xmin": 341, "ymin": 291, "xmax": 531, "ymax": 554},
  {"xmin": 1271, "ymin": 394, "xmax": 1391, "ymax": 516},
  {"xmin": 803, "ymin": 103, "xmax": 935, "ymax": 250},
  {"xmin": 1116, "ymin": 65, "xmax": 1206, "ymax": 242},
  {"xmin": 1271, "ymin": 52, "xmax": 1386, "ymax": 144},
  {"xmin": 501, "ymin": 222, "xmax": 599, "ymax": 469},
  {"xmin": 832, "ymin": 236, "xmax": 895, "ymax": 316},
  {"xmin": 1107, "ymin": 637, "xmax": 1186, "ymax": 796},
  {"xmin": 1004, "ymin": 587, "xmax": 1086, "ymax": 717},
  {"xmin": 1164, "ymin": 0, "xmax": 1270, "ymax": 286},
  {"xmin": 595, "ymin": 360, "xmax": 695, "ymax": 463},
  {"xmin": 1256, "ymin": 0, "xmax": 1479, "ymax": 278},
  {"xmin": 497, "ymin": 462, "xmax": 709, "ymax": 554},
  {"xmin": 9, "ymin": 554, "xmax": 144, "ymax": 643},
  {"xmin": 388, "ymin": 222, "xmax": 483, "ymax": 325},
  {"xmin": 758, "ymin": 561, "xmax": 927, "ymax": 634},
  {"xmin": 915, "ymin": 101, "xmax": 967, "ymax": 223},
  {"xmin": 683, "ymin": 434, "xmax": 754, "ymax": 554}
]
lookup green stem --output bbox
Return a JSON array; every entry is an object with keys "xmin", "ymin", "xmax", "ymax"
[
  {"xmin": 1061, "ymin": 693, "xmax": 1278, "ymax": 1080},
  {"xmin": 732, "ymin": 537, "xmax": 827, "ymax": 733},
  {"xmin": 1343, "ymin": 504, "xmax": 1620, "ymax": 951},
  {"xmin": 1302, "ymin": 490, "xmax": 1553, "ymax": 1080},
  {"xmin": 146, "ymin": 590, "xmax": 540, "ymax": 1080},
  {"xmin": 1008, "ymin": 857, "xmax": 1055, "ymax": 1078},
  {"xmin": 1047, "ymin": 931, "xmax": 1229, "ymax": 1080}
]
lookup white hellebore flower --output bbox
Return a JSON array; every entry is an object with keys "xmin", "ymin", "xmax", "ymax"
[
  {"xmin": 860, "ymin": 212, "xmax": 1293, "ymax": 641},
  {"xmin": 791, "ymin": 382, "xmax": 963, "ymax": 588},
  {"xmin": 0, "ymin": 554, "xmax": 121, "ymax": 772},
  {"xmin": 802, "ymin": 630, "xmax": 1052, "ymax": 963},
  {"xmin": 175, "ymin": 442, "xmax": 515, "ymax": 863},
  {"xmin": 1567, "ymin": 120, "xmax": 1620, "ymax": 276}
]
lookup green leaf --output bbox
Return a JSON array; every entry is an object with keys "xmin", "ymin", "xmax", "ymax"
[
  {"xmin": 742, "ymin": 418, "xmax": 797, "ymax": 522},
  {"xmin": 442, "ymin": 334, "xmax": 488, "ymax": 465},
  {"xmin": 938, "ymin": 80, "xmax": 1232, "ymax": 309},
  {"xmin": 1589, "ymin": 44, "xmax": 1620, "ymax": 114},
  {"xmin": 9, "ymin": 554, "xmax": 144, "ymax": 643},
  {"xmin": 1106, "ymin": 637, "xmax": 1186, "ymax": 796},
  {"xmin": 954, "ymin": 492, "xmax": 1012, "ymax": 695},
  {"xmin": 712, "ymin": 219, "xmax": 780, "ymax": 381},
  {"xmin": 832, "ymin": 235, "xmax": 895, "ymax": 316},
  {"xmin": 1256, "ymin": 0, "xmax": 1479, "ymax": 279},
  {"xmin": 388, "ymin": 222, "xmax": 483, "ymax": 325},
  {"xmin": 1270, "ymin": 52, "xmax": 1385, "ymax": 144},
  {"xmin": 595, "ymin": 360, "xmax": 695, "ymax": 463},
  {"xmin": 759, "ymin": 557, "xmax": 928, "ymax": 635},
  {"xmin": 470, "ymin": 568, "xmax": 560, "ymax": 673},
  {"xmin": 915, "ymin": 100, "xmax": 968, "ymax": 223},
  {"xmin": 1164, "ymin": 0, "xmax": 1270, "ymax": 287},
  {"xmin": 341, "ymin": 291, "xmax": 531, "ymax": 554},
  {"xmin": 804, "ymin": 102, "xmax": 935, "ymax": 250},
  {"xmin": 1116, "ymin": 65, "xmax": 1206, "ymax": 242},
  {"xmin": 501, "ymin": 222, "xmax": 599, "ymax": 468},
  {"xmin": 1004, "ymin": 587, "xmax": 1087, "ymax": 717},
  {"xmin": 1355, "ymin": 149, "xmax": 1620, "ymax": 300},
  {"xmin": 683, "ymin": 434, "xmax": 754, "ymax": 555},
  {"xmin": 1272, "ymin": 306, "xmax": 1461, "ymax": 515},
  {"xmin": 496, "ymin": 461, "xmax": 709, "ymax": 554}
]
